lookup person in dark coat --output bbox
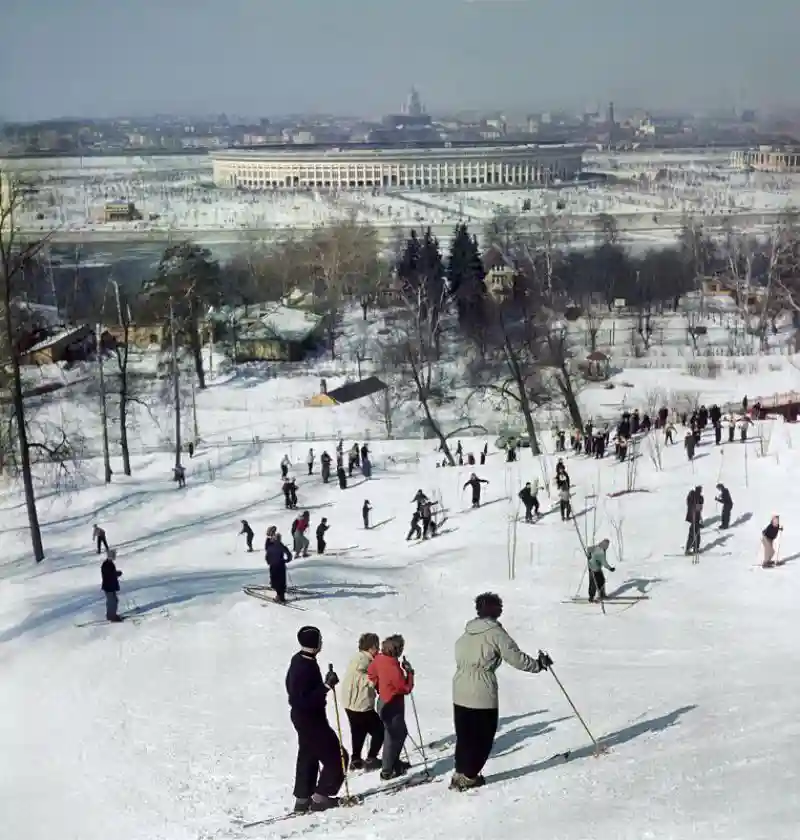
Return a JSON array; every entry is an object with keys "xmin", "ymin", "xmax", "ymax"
[
  {"xmin": 420, "ymin": 499, "xmax": 437, "ymax": 539},
  {"xmin": 406, "ymin": 509, "xmax": 422, "ymax": 541},
  {"xmin": 337, "ymin": 465, "xmax": 347, "ymax": 489},
  {"xmin": 239, "ymin": 519, "xmax": 254, "ymax": 551},
  {"xmin": 266, "ymin": 532, "xmax": 293, "ymax": 603},
  {"xmin": 464, "ymin": 474, "xmax": 489, "ymax": 508},
  {"xmin": 283, "ymin": 477, "xmax": 294, "ymax": 509},
  {"xmin": 101, "ymin": 549, "xmax": 123, "ymax": 622},
  {"xmin": 93, "ymin": 524, "xmax": 109, "ymax": 554},
  {"xmin": 316, "ymin": 518, "xmax": 329, "ymax": 554},
  {"xmin": 518, "ymin": 482, "xmax": 539, "ymax": 522},
  {"xmin": 412, "ymin": 489, "xmax": 429, "ymax": 511},
  {"xmin": 320, "ymin": 451, "xmax": 332, "ymax": 484},
  {"xmin": 286, "ymin": 626, "xmax": 346, "ymax": 813},
  {"xmin": 685, "ymin": 486, "xmax": 704, "ymax": 555},
  {"xmin": 715, "ymin": 484, "xmax": 733, "ymax": 529},
  {"xmin": 362, "ymin": 501, "xmax": 372, "ymax": 529}
]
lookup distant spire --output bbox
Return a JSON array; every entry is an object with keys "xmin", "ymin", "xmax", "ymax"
[{"xmin": 405, "ymin": 86, "xmax": 424, "ymax": 117}]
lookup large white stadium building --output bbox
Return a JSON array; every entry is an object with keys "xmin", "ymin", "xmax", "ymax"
[{"xmin": 210, "ymin": 142, "xmax": 584, "ymax": 191}]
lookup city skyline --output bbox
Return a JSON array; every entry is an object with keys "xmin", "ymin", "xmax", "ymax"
[{"xmin": 1, "ymin": 0, "xmax": 799, "ymax": 121}]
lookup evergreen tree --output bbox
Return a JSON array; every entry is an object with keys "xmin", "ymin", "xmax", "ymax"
[{"xmin": 447, "ymin": 223, "xmax": 487, "ymax": 334}]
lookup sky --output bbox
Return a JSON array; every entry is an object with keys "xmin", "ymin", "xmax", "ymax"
[{"xmin": 1, "ymin": 0, "xmax": 798, "ymax": 122}]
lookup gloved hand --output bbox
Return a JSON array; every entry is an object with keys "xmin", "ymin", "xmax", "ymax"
[
  {"xmin": 609, "ymin": 566, "xmax": 616, "ymax": 572},
  {"xmin": 402, "ymin": 657, "xmax": 414, "ymax": 674},
  {"xmin": 325, "ymin": 667, "xmax": 339, "ymax": 689},
  {"xmin": 536, "ymin": 650, "xmax": 553, "ymax": 671}
]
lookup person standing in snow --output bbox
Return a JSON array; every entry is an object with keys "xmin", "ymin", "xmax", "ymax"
[
  {"xmin": 419, "ymin": 498, "xmax": 438, "ymax": 539},
  {"xmin": 285, "ymin": 626, "xmax": 346, "ymax": 813},
  {"xmin": 101, "ymin": 549, "xmax": 123, "ymax": 622},
  {"xmin": 518, "ymin": 482, "xmax": 539, "ymax": 523},
  {"xmin": 316, "ymin": 518, "xmax": 329, "ymax": 555},
  {"xmin": 451, "ymin": 592, "xmax": 550, "ymax": 791},
  {"xmin": 292, "ymin": 511, "xmax": 311, "ymax": 558},
  {"xmin": 307, "ymin": 448, "xmax": 315, "ymax": 476},
  {"xmin": 93, "ymin": 523, "xmax": 109, "ymax": 554},
  {"xmin": 337, "ymin": 465, "xmax": 347, "ymax": 490},
  {"xmin": 406, "ymin": 509, "xmax": 422, "ymax": 541},
  {"xmin": 685, "ymin": 485, "xmax": 704, "ymax": 555},
  {"xmin": 715, "ymin": 484, "xmax": 733, "ymax": 529},
  {"xmin": 266, "ymin": 531, "xmax": 293, "ymax": 603},
  {"xmin": 282, "ymin": 477, "xmax": 295, "ymax": 509},
  {"xmin": 320, "ymin": 451, "xmax": 332, "ymax": 484},
  {"xmin": 281, "ymin": 455, "xmax": 291, "ymax": 480},
  {"xmin": 464, "ymin": 474, "xmax": 489, "ymax": 509},
  {"xmin": 361, "ymin": 453, "xmax": 372, "ymax": 479},
  {"xmin": 362, "ymin": 501, "xmax": 372, "ymax": 529},
  {"xmin": 367, "ymin": 635, "xmax": 414, "ymax": 781},
  {"xmin": 342, "ymin": 633, "xmax": 383, "ymax": 771},
  {"xmin": 762, "ymin": 516, "xmax": 783, "ymax": 568},
  {"xmin": 587, "ymin": 539, "xmax": 615, "ymax": 601},
  {"xmin": 412, "ymin": 489, "xmax": 429, "ymax": 511},
  {"xmin": 684, "ymin": 428, "xmax": 696, "ymax": 461},
  {"xmin": 558, "ymin": 484, "xmax": 572, "ymax": 521},
  {"xmin": 173, "ymin": 464, "xmax": 186, "ymax": 488},
  {"xmin": 239, "ymin": 519, "xmax": 254, "ymax": 552}
]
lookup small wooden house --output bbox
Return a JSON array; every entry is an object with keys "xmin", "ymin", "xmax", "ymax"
[
  {"xmin": 20, "ymin": 325, "xmax": 93, "ymax": 365},
  {"xmin": 307, "ymin": 376, "xmax": 387, "ymax": 407}
]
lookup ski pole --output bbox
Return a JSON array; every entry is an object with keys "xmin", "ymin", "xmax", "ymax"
[
  {"xmin": 408, "ymin": 691, "xmax": 429, "ymax": 776},
  {"xmin": 541, "ymin": 652, "xmax": 606, "ymax": 756},
  {"xmin": 327, "ymin": 664, "xmax": 356, "ymax": 805}
]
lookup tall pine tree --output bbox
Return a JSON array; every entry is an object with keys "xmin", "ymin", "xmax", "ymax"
[{"xmin": 447, "ymin": 223, "xmax": 487, "ymax": 336}]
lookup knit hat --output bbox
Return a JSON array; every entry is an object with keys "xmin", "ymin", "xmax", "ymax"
[{"xmin": 297, "ymin": 625, "xmax": 322, "ymax": 650}]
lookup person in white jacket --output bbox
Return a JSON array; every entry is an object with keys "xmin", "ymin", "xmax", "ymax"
[
  {"xmin": 451, "ymin": 592, "xmax": 550, "ymax": 791},
  {"xmin": 341, "ymin": 633, "xmax": 383, "ymax": 771}
]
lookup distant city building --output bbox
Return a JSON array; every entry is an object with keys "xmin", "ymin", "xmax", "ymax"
[
  {"xmin": 210, "ymin": 142, "xmax": 584, "ymax": 191},
  {"xmin": 369, "ymin": 87, "xmax": 440, "ymax": 144},
  {"xmin": 730, "ymin": 146, "xmax": 800, "ymax": 172}
]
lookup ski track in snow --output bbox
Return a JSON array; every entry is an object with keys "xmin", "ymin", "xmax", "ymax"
[{"xmin": 2, "ymin": 378, "xmax": 800, "ymax": 839}]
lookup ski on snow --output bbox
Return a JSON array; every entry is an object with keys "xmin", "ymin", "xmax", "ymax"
[
  {"xmin": 240, "ymin": 772, "xmax": 437, "ymax": 829},
  {"xmin": 75, "ymin": 612, "xmax": 157, "ymax": 628},
  {"xmin": 242, "ymin": 586, "xmax": 306, "ymax": 610},
  {"xmin": 562, "ymin": 596, "xmax": 650, "ymax": 604}
]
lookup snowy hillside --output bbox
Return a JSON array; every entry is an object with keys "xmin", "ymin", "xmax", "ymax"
[{"xmin": 3, "ymin": 381, "xmax": 800, "ymax": 839}]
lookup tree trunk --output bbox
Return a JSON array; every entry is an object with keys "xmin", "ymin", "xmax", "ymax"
[
  {"xmin": 119, "ymin": 393, "xmax": 132, "ymax": 476},
  {"xmin": 502, "ymin": 339, "xmax": 541, "ymax": 455},
  {"xmin": 555, "ymin": 366, "xmax": 583, "ymax": 430},
  {"xmin": 410, "ymin": 361, "xmax": 454, "ymax": 464},
  {"xmin": 189, "ymin": 318, "xmax": 206, "ymax": 389}
]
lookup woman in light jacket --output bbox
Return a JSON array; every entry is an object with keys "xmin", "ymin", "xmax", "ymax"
[
  {"xmin": 451, "ymin": 592, "xmax": 550, "ymax": 791},
  {"xmin": 341, "ymin": 633, "xmax": 383, "ymax": 771}
]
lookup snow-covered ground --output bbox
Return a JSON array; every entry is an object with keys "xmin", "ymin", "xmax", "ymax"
[
  {"xmin": 6, "ymin": 150, "xmax": 800, "ymax": 240},
  {"xmin": 3, "ymin": 350, "xmax": 800, "ymax": 840}
]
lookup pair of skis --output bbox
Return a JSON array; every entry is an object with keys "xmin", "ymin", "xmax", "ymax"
[{"xmin": 563, "ymin": 595, "xmax": 649, "ymax": 605}]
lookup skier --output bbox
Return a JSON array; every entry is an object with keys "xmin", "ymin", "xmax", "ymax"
[
  {"xmin": 684, "ymin": 428, "xmax": 696, "ymax": 461},
  {"xmin": 173, "ymin": 464, "xmax": 186, "ymax": 489},
  {"xmin": 101, "ymin": 548, "xmax": 123, "ymax": 622},
  {"xmin": 348, "ymin": 444, "xmax": 360, "ymax": 477},
  {"xmin": 361, "ymin": 453, "xmax": 372, "ymax": 479},
  {"xmin": 360, "ymin": 443, "xmax": 369, "ymax": 463},
  {"xmin": 307, "ymin": 448, "xmax": 315, "ymax": 476},
  {"xmin": 266, "ymin": 531, "xmax": 292, "ymax": 603},
  {"xmin": 587, "ymin": 538, "xmax": 615, "ymax": 601},
  {"xmin": 362, "ymin": 500, "xmax": 372, "ymax": 529},
  {"xmin": 762, "ymin": 515, "xmax": 783, "ymax": 567},
  {"xmin": 320, "ymin": 451, "xmax": 332, "ymax": 484},
  {"xmin": 342, "ymin": 633, "xmax": 383, "ymax": 771},
  {"xmin": 713, "ymin": 420, "xmax": 722, "ymax": 446},
  {"xmin": 406, "ymin": 509, "xmax": 422, "ymax": 541},
  {"xmin": 555, "ymin": 460, "xmax": 570, "ymax": 490},
  {"xmin": 367, "ymin": 635, "xmax": 414, "ymax": 781},
  {"xmin": 92, "ymin": 523, "xmax": 109, "ymax": 554},
  {"xmin": 285, "ymin": 626, "xmax": 345, "ymax": 813},
  {"xmin": 281, "ymin": 455, "xmax": 291, "ymax": 480},
  {"xmin": 316, "ymin": 518, "xmax": 329, "ymax": 555},
  {"xmin": 518, "ymin": 482, "xmax": 539, "ymax": 523},
  {"xmin": 420, "ymin": 498, "xmax": 437, "ymax": 539},
  {"xmin": 463, "ymin": 474, "xmax": 489, "ymax": 509},
  {"xmin": 739, "ymin": 416, "xmax": 750, "ymax": 442},
  {"xmin": 412, "ymin": 489, "xmax": 429, "ymax": 511},
  {"xmin": 292, "ymin": 511, "xmax": 311, "ymax": 558},
  {"xmin": 337, "ymin": 465, "xmax": 347, "ymax": 490},
  {"xmin": 187, "ymin": 441, "xmax": 194, "ymax": 459},
  {"xmin": 451, "ymin": 592, "xmax": 550, "ymax": 791},
  {"xmin": 282, "ymin": 477, "xmax": 295, "ymax": 509},
  {"xmin": 239, "ymin": 519, "xmax": 254, "ymax": 552},
  {"xmin": 726, "ymin": 414, "xmax": 736, "ymax": 443},
  {"xmin": 558, "ymin": 484, "xmax": 572, "ymax": 521},
  {"xmin": 665, "ymin": 421, "xmax": 676, "ymax": 445},
  {"xmin": 685, "ymin": 485, "xmax": 704, "ymax": 555},
  {"xmin": 715, "ymin": 484, "xmax": 733, "ymax": 529}
]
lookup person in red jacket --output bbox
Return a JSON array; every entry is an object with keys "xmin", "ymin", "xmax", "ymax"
[{"xmin": 367, "ymin": 634, "xmax": 414, "ymax": 780}]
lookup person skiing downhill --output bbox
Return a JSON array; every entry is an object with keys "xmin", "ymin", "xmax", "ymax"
[
  {"xmin": 292, "ymin": 511, "xmax": 311, "ymax": 558},
  {"xmin": 362, "ymin": 501, "xmax": 372, "ymax": 529},
  {"xmin": 406, "ymin": 509, "xmax": 422, "ymax": 541},
  {"xmin": 762, "ymin": 515, "xmax": 783, "ymax": 567},
  {"xmin": 266, "ymin": 531, "xmax": 293, "ymax": 603},
  {"xmin": 92, "ymin": 524, "xmax": 109, "ymax": 554},
  {"xmin": 685, "ymin": 485, "xmax": 704, "ymax": 555},
  {"xmin": 239, "ymin": 519, "xmax": 254, "ymax": 552},
  {"xmin": 587, "ymin": 538, "xmax": 615, "ymax": 601},
  {"xmin": 367, "ymin": 635, "xmax": 414, "ymax": 781},
  {"xmin": 518, "ymin": 482, "xmax": 539, "ymax": 523},
  {"xmin": 464, "ymin": 474, "xmax": 489, "ymax": 508},
  {"xmin": 420, "ymin": 498, "xmax": 437, "ymax": 539},
  {"xmin": 320, "ymin": 451, "xmax": 332, "ymax": 484},
  {"xmin": 451, "ymin": 593, "xmax": 550, "ymax": 791},
  {"xmin": 285, "ymin": 626, "xmax": 346, "ymax": 813},
  {"xmin": 316, "ymin": 518, "xmax": 329, "ymax": 554},
  {"xmin": 281, "ymin": 455, "xmax": 291, "ymax": 479},
  {"xmin": 100, "ymin": 549, "xmax": 123, "ymax": 622},
  {"xmin": 715, "ymin": 484, "xmax": 733, "ymax": 529},
  {"xmin": 341, "ymin": 633, "xmax": 384, "ymax": 771}
]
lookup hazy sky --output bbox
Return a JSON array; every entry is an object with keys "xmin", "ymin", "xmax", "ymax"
[{"xmin": 2, "ymin": 0, "xmax": 798, "ymax": 121}]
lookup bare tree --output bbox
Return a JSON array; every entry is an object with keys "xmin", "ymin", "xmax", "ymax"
[{"xmin": 0, "ymin": 170, "xmax": 54, "ymax": 561}]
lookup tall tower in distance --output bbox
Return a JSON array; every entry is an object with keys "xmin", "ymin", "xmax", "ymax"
[
  {"xmin": 405, "ymin": 87, "xmax": 425, "ymax": 117},
  {"xmin": 607, "ymin": 101, "xmax": 616, "ymax": 146}
]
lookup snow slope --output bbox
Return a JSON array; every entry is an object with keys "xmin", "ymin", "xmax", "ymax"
[{"xmin": 2, "ymin": 412, "xmax": 800, "ymax": 840}]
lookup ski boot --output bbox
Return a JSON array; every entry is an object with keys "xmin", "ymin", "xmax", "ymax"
[
  {"xmin": 293, "ymin": 798, "xmax": 310, "ymax": 814},
  {"xmin": 309, "ymin": 794, "xmax": 339, "ymax": 812}
]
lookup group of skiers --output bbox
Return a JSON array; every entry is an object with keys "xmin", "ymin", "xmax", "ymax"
[
  {"xmin": 284, "ymin": 591, "xmax": 553, "ymax": 813},
  {"xmin": 281, "ymin": 441, "xmax": 373, "ymax": 491}
]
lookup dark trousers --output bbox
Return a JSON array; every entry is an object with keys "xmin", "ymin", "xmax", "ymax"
[
  {"xmin": 588, "ymin": 569, "xmax": 606, "ymax": 600},
  {"xmin": 685, "ymin": 521, "xmax": 701, "ymax": 554},
  {"xmin": 407, "ymin": 522, "xmax": 421, "ymax": 540},
  {"xmin": 728, "ymin": 426, "xmax": 735, "ymax": 442},
  {"xmin": 317, "ymin": 537, "xmax": 326, "ymax": 554},
  {"xmin": 422, "ymin": 517, "xmax": 436, "ymax": 538},
  {"xmin": 378, "ymin": 697, "xmax": 408, "ymax": 774},
  {"xmin": 245, "ymin": 533, "xmax": 253, "ymax": 551},
  {"xmin": 345, "ymin": 708, "xmax": 384, "ymax": 761},
  {"xmin": 307, "ymin": 463, "xmax": 313, "ymax": 475},
  {"xmin": 523, "ymin": 502, "xmax": 534, "ymax": 522},
  {"xmin": 363, "ymin": 513, "xmax": 370, "ymax": 529},
  {"xmin": 322, "ymin": 467, "xmax": 330, "ymax": 484},
  {"xmin": 453, "ymin": 704, "xmax": 499, "ymax": 778},
  {"xmin": 290, "ymin": 710, "xmax": 346, "ymax": 799},
  {"xmin": 471, "ymin": 495, "xmax": 480, "ymax": 508},
  {"xmin": 715, "ymin": 426, "xmax": 722, "ymax": 445},
  {"xmin": 281, "ymin": 465, "xmax": 288, "ymax": 478},
  {"xmin": 96, "ymin": 535, "xmax": 108, "ymax": 554},
  {"xmin": 105, "ymin": 591, "xmax": 119, "ymax": 620},
  {"xmin": 721, "ymin": 505, "xmax": 732, "ymax": 529},
  {"xmin": 269, "ymin": 564, "xmax": 287, "ymax": 601},
  {"xmin": 560, "ymin": 500, "xmax": 571, "ymax": 520}
]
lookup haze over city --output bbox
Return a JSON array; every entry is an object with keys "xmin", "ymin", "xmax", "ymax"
[{"xmin": 2, "ymin": 0, "xmax": 799, "ymax": 120}]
